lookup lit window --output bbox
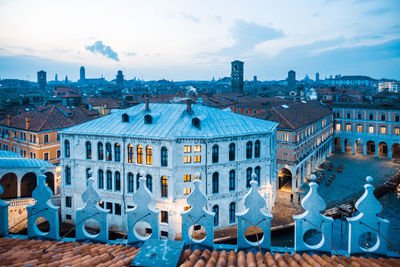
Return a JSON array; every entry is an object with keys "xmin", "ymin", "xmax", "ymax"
[
  {"xmin": 137, "ymin": 145, "xmax": 143, "ymax": 164},
  {"xmin": 161, "ymin": 176, "xmax": 168, "ymax": 197},
  {"xmin": 184, "ymin": 156, "xmax": 191, "ymax": 163},
  {"xmin": 380, "ymin": 127, "xmax": 386, "ymax": 134},
  {"xmin": 184, "ymin": 145, "xmax": 191, "ymax": 153},
  {"xmin": 184, "ymin": 206, "xmax": 191, "ymax": 211},
  {"xmin": 357, "ymin": 125, "xmax": 362, "ymax": 132},
  {"xmin": 336, "ymin": 124, "xmax": 341, "ymax": 131},
  {"xmin": 184, "ymin": 188, "xmax": 192, "ymax": 195},
  {"xmin": 184, "ymin": 174, "xmax": 191, "ymax": 182},
  {"xmin": 194, "ymin": 155, "xmax": 201, "ymax": 163},
  {"xmin": 146, "ymin": 145, "xmax": 152, "ymax": 165},
  {"xmin": 194, "ymin": 174, "xmax": 201, "ymax": 180},
  {"xmin": 368, "ymin": 126, "xmax": 374, "ymax": 133},
  {"xmin": 127, "ymin": 144, "xmax": 134, "ymax": 163},
  {"xmin": 396, "ymin": 128, "xmax": 400, "ymax": 135},
  {"xmin": 283, "ymin": 134, "xmax": 289, "ymax": 142},
  {"xmin": 346, "ymin": 125, "xmax": 351, "ymax": 131},
  {"xmin": 194, "ymin": 145, "xmax": 201, "ymax": 152}
]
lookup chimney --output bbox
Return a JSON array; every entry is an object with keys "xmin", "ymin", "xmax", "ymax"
[
  {"xmin": 25, "ymin": 117, "xmax": 31, "ymax": 130},
  {"xmin": 145, "ymin": 98, "xmax": 149, "ymax": 111},
  {"xmin": 7, "ymin": 115, "xmax": 12, "ymax": 126},
  {"xmin": 187, "ymin": 99, "xmax": 192, "ymax": 113}
]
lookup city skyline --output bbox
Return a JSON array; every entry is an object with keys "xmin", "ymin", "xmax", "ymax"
[{"xmin": 0, "ymin": 0, "xmax": 399, "ymax": 81}]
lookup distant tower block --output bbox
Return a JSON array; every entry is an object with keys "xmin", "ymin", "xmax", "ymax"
[
  {"xmin": 80, "ymin": 66, "xmax": 86, "ymax": 82},
  {"xmin": 253, "ymin": 75, "xmax": 257, "ymax": 82},
  {"xmin": 288, "ymin": 70, "xmax": 296, "ymax": 90},
  {"xmin": 37, "ymin": 70, "xmax": 47, "ymax": 89},
  {"xmin": 316, "ymin": 72, "xmax": 320, "ymax": 82},
  {"xmin": 116, "ymin": 70, "xmax": 124, "ymax": 87},
  {"xmin": 231, "ymin": 60, "xmax": 244, "ymax": 93}
]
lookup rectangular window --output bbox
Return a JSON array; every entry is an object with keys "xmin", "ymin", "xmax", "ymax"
[
  {"xmin": 184, "ymin": 156, "xmax": 191, "ymax": 163},
  {"xmin": 65, "ymin": 196, "xmax": 72, "ymax": 208},
  {"xmin": 346, "ymin": 113, "xmax": 351, "ymax": 119},
  {"xmin": 346, "ymin": 125, "xmax": 351, "ymax": 131},
  {"xmin": 369, "ymin": 113, "xmax": 374, "ymax": 120},
  {"xmin": 396, "ymin": 115, "xmax": 400, "ymax": 122},
  {"xmin": 184, "ymin": 174, "xmax": 191, "ymax": 182},
  {"xmin": 57, "ymin": 150, "xmax": 60, "ymax": 158},
  {"xmin": 115, "ymin": 203, "xmax": 121, "ymax": 215},
  {"xmin": 368, "ymin": 126, "xmax": 374, "ymax": 133},
  {"xmin": 161, "ymin": 231, "xmax": 168, "ymax": 238},
  {"xmin": 395, "ymin": 128, "xmax": 400, "ymax": 135},
  {"xmin": 381, "ymin": 127, "xmax": 386, "ymax": 134},
  {"xmin": 184, "ymin": 145, "xmax": 191, "ymax": 153},
  {"xmin": 44, "ymin": 152, "xmax": 49, "ymax": 161},
  {"xmin": 381, "ymin": 114, "xmax": 386, "ymax": 121},
  {"xmin": 161, "ymin": 211, "xmax": 168, "ymax": 223},
  {"xmin": 66, "ymin": 214, "xmax": 72, "ymax": 220},
  {"xmin": 44, "ymin": 134, "xmax": 49, "ymax": 143},
  {"xmin": 57, "ymin": 134, "xmax": 60, "ymax": 141},
  {"xmin": 106, "ymin": 202, "xmax": 113, "ymax": 214},
  {"xmin": 357, "ymin": 113, "xmax": 362, "ymax": 120},
  {"xmin": 357, "ymin": 125, "xmax": 362, "ymax": 132},
  {"xmin": 283, "ymin": 134, "xmax": 289, "ymax": 142},
  {"xmin": 193, "ymin": 145, "xmax": 201, "ymax": 152},
  {"xmin": 184, "ymin": 188, "xmax": 192, "ymax": 195},
  {"xmin": 335, "ymin": 124, "xmax": 341, "ymax": 131},
  {"xmin": 194, "ymin": 155, "xmax": 201, "ymax": 163}
]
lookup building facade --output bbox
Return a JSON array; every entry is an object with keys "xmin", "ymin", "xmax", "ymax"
[
  {"xmin": 333, "ymin": 103, "xmax": 400, "ymax": 159},
  {"xmin": 60, "ymin": 102, "xmax": 278, "ymax": 239},
  {"xmin": 37, "ymin": 70, "xmax": 47, "ymax": 89},
  {"xmin": 256, "ymin": 101, "xmax": 334, "ymax": 192},
  {"xmin": 0, "ymin": 105, "xmax": 97, "ymax": 165}
]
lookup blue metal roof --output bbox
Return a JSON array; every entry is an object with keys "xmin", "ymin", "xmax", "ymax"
[
  {"xmin": 0, "ymin": 150, "xmax": 22, "ymax": 158},
  {"xmin": 62, "ymin": 103, "xmax": 278, "ymax": 139},
  {"xmin": 0, "ymin": 158, "xmax": 54, "ymax": 168}
]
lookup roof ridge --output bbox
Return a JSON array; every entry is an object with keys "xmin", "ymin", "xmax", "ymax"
[
  {"xmin": 37, "ymin": 105, "xmax": 56, "ymax": 131},
  {"xmin": 271, "ymin": 107, "xmax": 296, "ymax": 129}
]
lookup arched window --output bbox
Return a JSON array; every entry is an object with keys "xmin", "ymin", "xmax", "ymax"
[
  {"xmin": 212, "ymin": 172, "xmax": 219, "ymax": 193},
  {"xmin": 127, "ymin": 172, "xmax": 134, "ymax": 193},
  {"xmin": 97, "ymin": 142, "xmax": 104, "ymax": 160},
  {"xmin": 136, "ymin": 173, "xmax": 141, "ymax": 190},
  {"xmin": 255, "ymin": 166, "xmax": 260, "ymax": 185},
  {"xmin": 98, "ymin": 169, "xmax": 104, "ymax": 189},
  {"xmin": 161, "ymin": 176, "xmax": 168, "ymax": 197},
  {"xmin": 212, "ymin": 145, "xmax": 219, "ymax": 163},
  {"xmin": 246, "ymin": 141, "xmax": 253, "ymax": 159},
  {"xmin": 106, "ymin": 170, "xmax": 112, "ymax": 190},
  {"xmin": 229, "ymin": 202, "xmax": 236, "ymax": 223},
  {"xmin": 85, "ymin": 141, "xmax": 92, "ymax": 159},
  {"xmin": 161, "ymin": 147, "xmax": 168, "ymax": 167},
  {"xmin": 122, "ymin": 113, "xmax": 129, "ymax": 122},
  {"xmin": 229, "ymin": 170, "xmax": 235, "ymax": 191},
  {"xmin": 255, "ymin": 140, "xmax": 260, "ymax": 158},
  {"xmin": 65, "ymin": 166, "xmax": 71, "ymax": 185},
  {"xmin": 86, "ymin": 168, "xmax": 91, "ymax": 185},
  {"xmin": 127, "ymin": 144, "xmax": 134, "ymax": 163},
  {"xmin": 212, "ymin": 205, "xmax": 219, "ymax": 226},
  {"xmin": 144, "ymin": 114, "xmax": 152, "ymax": 124},
  {"xmin": 192, "ymin": 118, "xmax": 200, "ymax": 129},
  {"xmin": 114, "ymin": 143, "xmax": 120, "ymax": 162},
  {"xmin": 146, "ymin": 174, "xmax": 152, "ymax": 192},
  {"xmin": 146, "ymin": 145, "xmax": 153, "ymax": 165},
  {"xmin": 137, "ymin": 145, "xmax": 143, "ymax": 164},
  {"xmin": 246, "ymin": 167, "xmax": 252, "ymax": 188},
  {"xmin": 106, "ymin": 142, "xmax": 112, "ymax": 161},
  {"xmin": 229, "ymin": 143, "xmax": 235, "ymax": 161},
  {"xmin": 64, "ymin": 140, "xmax": 70, "ymax": 158},
  {"xmin": 115, "ymin": 171, "xmax": 121, "ymax": 191}
]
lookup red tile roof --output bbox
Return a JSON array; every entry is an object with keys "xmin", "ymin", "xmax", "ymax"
[
  {"xmin": 255, "ymin": 101, "xmax": 332, "ymax": 130},
  {"xmin": 1, "ymin": 238, "xmax": 398, "ymax": 267},
  {"xmin": 0, "ymin": 104, "xmax": 98, "ymax": 132},
  {"xmin": 84, "ymin": 97, "xmax": 124, "ymax": 109}
]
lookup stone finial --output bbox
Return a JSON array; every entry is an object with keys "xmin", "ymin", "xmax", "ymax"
[
  {"xmin": 27, "ymin": 169, "xmax": 59, "ymax": 240},
  {"xmin": 127, "ymin": 177, "xmax": 160, "ymax": 243},
  {"xmin": 0, "ymin": 183, "xmax": 10, "ymax": 237},
  {"xmin": 251, "ymin": 173, "xmax": 257, "ymax": 181},
  {"xmin": 76, "ymin": 178, "xmax": 109, "ymax": 243},
  {"xmin": 293, "ymin": 175, "xmax": 333, "ymax": 252},
  {"xmin": 347, "ymin": 176, "xmax": 390, "ymax": 255},
  {"xmin": 181, "ymin": 179, "xmax": 214, "ymax": 248},
  {"xmin": 237, "ymin": 179, "xmax": 272, "ymax": 249}
]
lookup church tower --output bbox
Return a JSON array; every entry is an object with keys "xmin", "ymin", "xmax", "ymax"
[{"xmin": 231, "ymin": 60, "xmax": 244, "ymax": 93}]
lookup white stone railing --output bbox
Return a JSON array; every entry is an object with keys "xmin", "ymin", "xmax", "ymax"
[
  {"xmin": 0, "ymin": 169, "xmax": 396, "ymax": 257},
  {"xmin": 4, "ymin": 198, "xmax": 36, "ymax": 208}
]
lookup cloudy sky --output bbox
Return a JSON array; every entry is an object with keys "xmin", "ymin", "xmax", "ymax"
[{"xmin": 0, "ymin": 0, "xmax": 399, "ymax": 81}]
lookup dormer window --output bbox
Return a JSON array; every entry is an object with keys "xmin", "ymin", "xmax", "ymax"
[
  {"xmin": 144, "ymin": 114, "xmax": 152, "ymax": 124},
  {"xmin": 192, "ymin": 118, "xmax": 200, "ymax": 129},
  {"xmin": 122, "ymin": 113, "xmax": 129, "ymax": 122}
]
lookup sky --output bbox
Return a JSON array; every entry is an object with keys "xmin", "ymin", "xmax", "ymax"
[{"xmin": 0, "ymin": 0, "xmax": 399, "ymax": 82}]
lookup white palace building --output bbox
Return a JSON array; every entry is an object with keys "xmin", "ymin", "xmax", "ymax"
[{"xmin": 60, "ymin": 101, "xmax": 278, "ymax": 239}]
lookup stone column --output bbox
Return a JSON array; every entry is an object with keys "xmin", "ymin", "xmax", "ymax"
[
  {"xmin": 341, "ymin": 139, "xmax": 345, "ymax": 153},
  {"xmin": 375, "ymin": 145, "xmax": 379, "ymax": 158},
  {"xmin": 363, "ymin": 143, "xmax": 367, "ymax": 156},
  {"xmin": 17, "ymin": 177, "xmax": 21, "ymax": 198},
  {"xmin": 352, "ymin": 141, "xmax": 356, "ymax": 155},
  {"xmin": 388, "ymin": 144, "xmax": 393, "ymax": 159}
]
